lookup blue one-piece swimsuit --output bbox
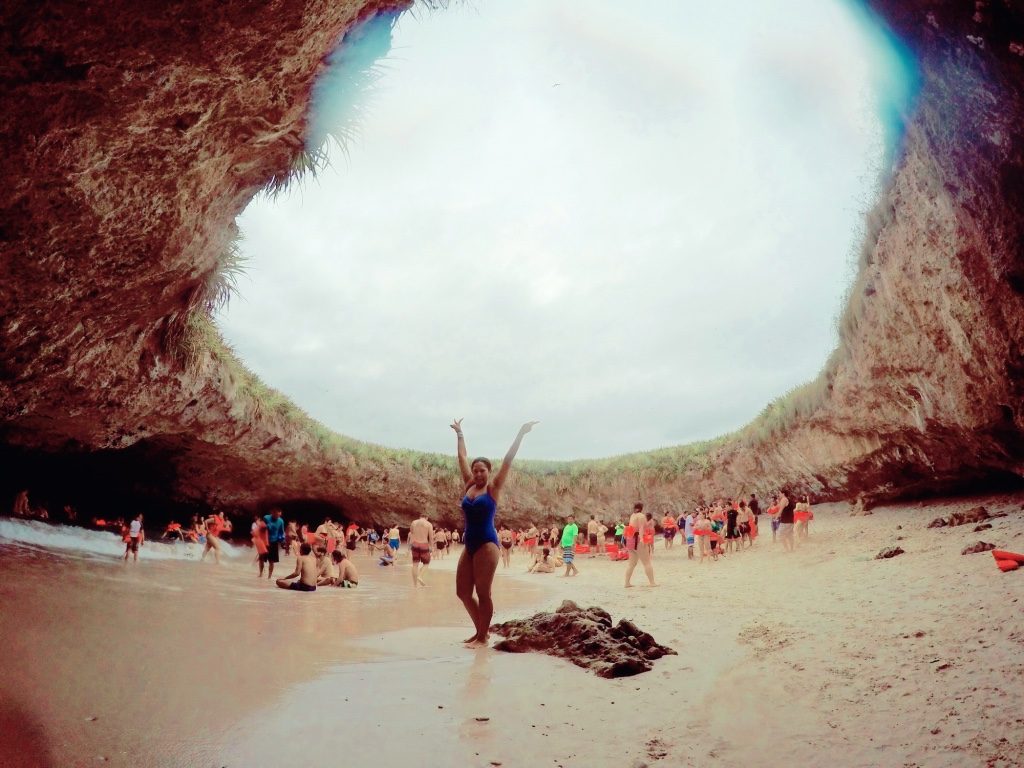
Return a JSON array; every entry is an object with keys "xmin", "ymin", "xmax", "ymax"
[{"xmin": 461, "ymin": 490, "xmax": 500, "ymax": 555}]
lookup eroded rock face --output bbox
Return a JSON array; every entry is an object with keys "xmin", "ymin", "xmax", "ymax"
[
  {"xmin": 0, "ymin": 1, "xmax": 1022, "ymax": 527},
  {"xmin": 490, "ymin": 600, "xmax": 676, "ymax": 678}
]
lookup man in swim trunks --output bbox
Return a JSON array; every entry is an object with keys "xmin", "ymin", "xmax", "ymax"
[
  {"xmin": 330, "ymin": 550, "xmax": 360, "ymax": 587},
  {"xmin": 409, "ymin": 512, "xmax": 434, "ymax": 587},
  {"xmin": 560, "ymin": 515, "xmax": 580, "ymax": 576},
  {"xmin": 587, "ymin": 515, "xmax": 601, "ymax": 558},
  {"xmin": 263, "ymin": 508, "xmax": 286, "ymax": 579},
  {"xmin": 683, "ymin": 510, "xmax": 696, "ymax": 560},
  {"xmin": 124, "ymin": 513, "xmax": 143, "ymax": 562},
  {"xmin": 276, "ymin": 543, "xmax": 318, "ymax": 591},
  {"xmin": 388, "ymin": 524, "xmax": 401, "ymax": 552}
]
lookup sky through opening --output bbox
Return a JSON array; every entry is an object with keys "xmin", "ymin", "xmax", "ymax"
[{"xmin": 219, "ymin": 0, "xmax": 916, "ymax": 461}]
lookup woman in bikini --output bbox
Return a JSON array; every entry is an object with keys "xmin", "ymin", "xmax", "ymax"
[{"xmin": 451, "ymin": 418, "xmax": 537, "ymax": 647}]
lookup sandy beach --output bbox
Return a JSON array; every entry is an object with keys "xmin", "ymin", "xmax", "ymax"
[{"xmin": 1, "ymin": 494, "xmax": 1022, "ymax": 768}]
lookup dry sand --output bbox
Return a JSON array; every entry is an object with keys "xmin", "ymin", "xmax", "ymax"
[{"xmin": 1, "ymin": 494, "xmax": 1022, "ymax": 768}]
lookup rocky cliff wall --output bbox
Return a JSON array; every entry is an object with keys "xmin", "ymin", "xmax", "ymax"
[{"xmin": 1, "ymin": 1, "xmax": 1022, "ymax": 529}]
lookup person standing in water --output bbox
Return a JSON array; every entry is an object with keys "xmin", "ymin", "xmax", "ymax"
[
  {"xmin": 624, "ymin": 503, "xmax": 657, "ymax": 587},
  {"xmin": 263, "ymin": 508, "xmax": 285, "ymax": 579},
  {"xmin": 124, "ymin": 514, "xmax": 144, "ymax": 562},
  {"xmin": 201, "ymin": 512, "xmax": 224, "ymax": 564},
  {"xmin": 409, "ymin": 512, "xmax": 434, "ymax": 587},
  {"xmin": 451, "ymin": 418, "xmax": 537, "ymax": 647}
]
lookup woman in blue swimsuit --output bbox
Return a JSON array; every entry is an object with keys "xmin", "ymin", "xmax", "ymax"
[{"xmin": 451, "ymin": 417, "xmax": 537, "ymax": 647}]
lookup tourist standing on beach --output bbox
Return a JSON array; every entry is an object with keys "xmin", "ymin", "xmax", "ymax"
[
  {"xmin": 778, "ymin": 491, "xmax": 795, "ymax": 551},
  {"xmin": 251, "ymin": 514, "xmax": 270, "ymax": 577},
  {"xmin": 451, "ymin": 418, "xmax": 537, "ymax": 647},
  {"xmin": 624, "ymin": 503, "xmax": 657, "ymax": 587},
  {"xmin": 263, "ymin": 508, "xmax": 285, "ymax": 579},
  {"xmin": 124, "ymin": 513, "xmax": 143, "ymax": 562},
  {"xmin": 409, "ymin": 512, "xmax": 434, "ymax": 587},
  {"xmin": 560, "ymin": 515, "xmax": 579, "ymax": 577},
  {"xmin": 661, "ymin": 510, "xmax": 677, "ymax": 550},
  {"xmin": 795, "ymin": 495, "xmax": 813, "ymax": 540},
  {"xmin": 498, "ymin": 525, "xmax": 514, "ymax": 568}
]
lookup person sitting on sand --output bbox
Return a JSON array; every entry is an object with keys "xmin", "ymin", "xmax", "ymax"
[
  {"xmin": 409, "ymin": 512, "xmax": 434, "ymax": 587},
  {"xmin": 314, "ymin": 547, "xmax": 334, "ymax": 586},
  {"xmin": 377, "ymin": 539, "xmax": 395, "ymax": 566},
  {"xmin": 527, "ymin": 547, "xmax": 556, "ymax": 574},
  {"xmin": 330, "ymin": 551, "xmax": 359, "ymax": 587},
  {"xmin": 276, "ymin": 543, "xmax": 318, "ymax": 592},
  {"xmin": 452, "ymin": 417, "xmax": 537, "ymax": 648}
]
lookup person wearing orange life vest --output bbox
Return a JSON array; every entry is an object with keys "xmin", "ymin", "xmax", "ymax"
[
  {"xmin": 661, "ymin": 510, "xmax": 677, "ymax": 550},
  {"xmin": 201, "ymin": 511, "xmax": 225, "ymax": 564}
]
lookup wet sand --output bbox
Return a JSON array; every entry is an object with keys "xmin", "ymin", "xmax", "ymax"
[{"xmin": 2, "ymin": 495, "xmax": 1023, "ymax": 767}]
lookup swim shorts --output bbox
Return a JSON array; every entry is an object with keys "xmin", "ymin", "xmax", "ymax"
[
  {"xmin": 267, "ymin": 541, "xmax": 280, "ymax": 563},
  {"xmin": 288, "ymin": 582, "xmax": 315, "ymax": 592},
  {"xmin": 589, "ymin": 534, "xmax": 598, "ymax": 546},
  {"xmin": 686, "ymin": 535, "xmax": 695, "ymax": 546},
  {"xmin": 127, "ymin": 536, "xmax": 139, "ymax": 552},
  {"xmin": 563, "ymin": 546, "xmax": 575, "ymax": 564},
  {"xmin": 389, "ymin": 538, "xmax": 400, "ymax": 550},
  {"xmin": 412, "ymin": 544, "xmax": 432, "ymax": 565}
]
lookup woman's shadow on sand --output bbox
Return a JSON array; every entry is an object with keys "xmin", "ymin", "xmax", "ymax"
[{"xmin": 0, "ymin": 700, "xmax": 54, "ymax": 767}]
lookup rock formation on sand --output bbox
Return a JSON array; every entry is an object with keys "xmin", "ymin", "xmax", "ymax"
[
  {"xmin": 490, "ymin": 601, "xmax": 676, "ymax": 678},
  {"xmin": 926, "ymin": 506, "xmax": 1005, "ymax": 528},
  {"xmin": 961, "ymin": 541, "xmax": 996, "ymax": 555},
  {"xmin": 875, "ymin": 546, "xmax": 906, "ymax": 559},
  {"xmin": 1, "ymin": 2, "xmax": 1022, "ymax": 527}
]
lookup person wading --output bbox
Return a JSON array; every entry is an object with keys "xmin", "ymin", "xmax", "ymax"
[{"xmin": 451, "ymin": 418, "xmax": 537, "ymax": 648}]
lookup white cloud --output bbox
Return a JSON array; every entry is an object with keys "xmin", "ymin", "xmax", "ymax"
[{"xmin": 219, "ymin": 0, "xmax": 913, "ymax": 460}]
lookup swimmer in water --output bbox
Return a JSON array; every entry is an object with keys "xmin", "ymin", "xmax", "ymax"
[{"xmin": 451, "ymin": 418, "xmax": 537, "ymax": 648}]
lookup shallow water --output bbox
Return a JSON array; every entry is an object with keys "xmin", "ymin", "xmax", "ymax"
[{"xmin": 0, "ymin": 523, "xmax": 544, "ymax": 768}]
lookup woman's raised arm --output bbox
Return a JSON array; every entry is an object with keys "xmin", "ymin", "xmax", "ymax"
[
  {"xmin": 451, "ymin": 418, "xmax": 471, "ymax": 484},
  {"xmin": 491, "ymin": 421, "xmax": 538, "ymax": 500}
]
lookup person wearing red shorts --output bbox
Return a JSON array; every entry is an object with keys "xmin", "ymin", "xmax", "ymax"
[{"xmin": 408, "ymin": 512, "xmax": 434, "ymax": 587}]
